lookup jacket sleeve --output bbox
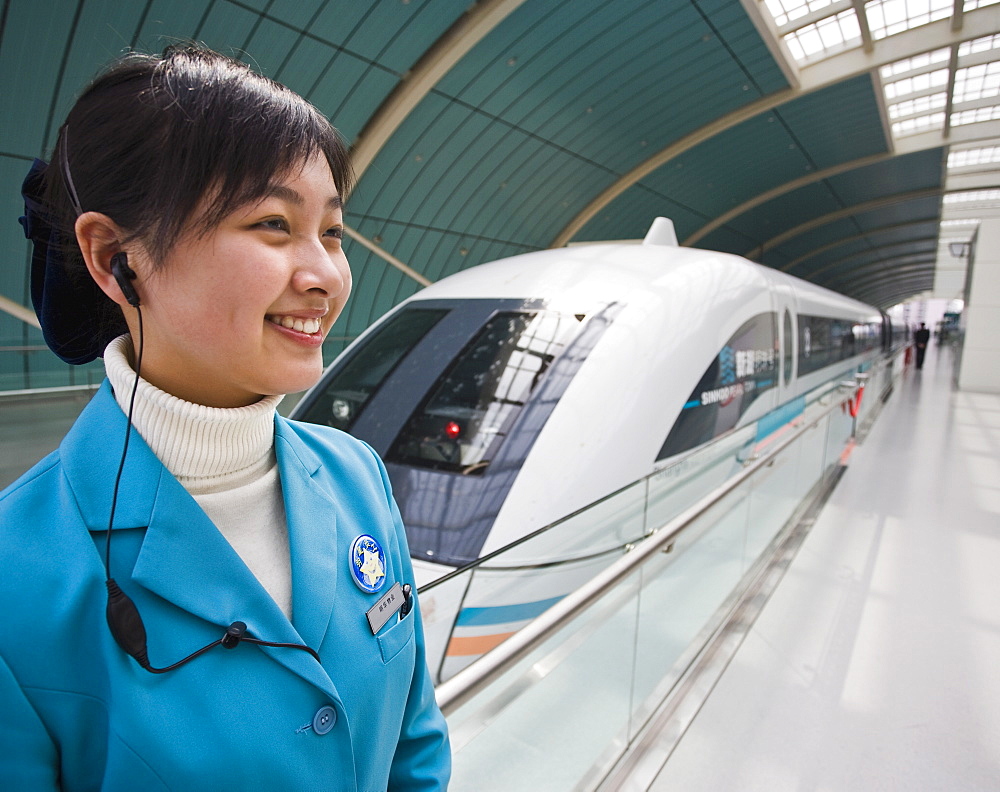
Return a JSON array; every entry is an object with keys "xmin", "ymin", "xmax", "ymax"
[
  {"xmin": 366, "ymin": 448, "xmax": 452, "ymax": 791},
  {"xmin": 0, "ymin": 650, "xmax": 60, "ymax": 789}
]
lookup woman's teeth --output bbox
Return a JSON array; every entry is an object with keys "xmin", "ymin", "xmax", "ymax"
[{"xmin": 268, "ymin": 315, "xmax": 321, "ymax": 334}]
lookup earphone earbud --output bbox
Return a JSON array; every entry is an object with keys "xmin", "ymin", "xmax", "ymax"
[{"xmin": 111, "ymin": 252, "xmax": 141, "ymax": 307}]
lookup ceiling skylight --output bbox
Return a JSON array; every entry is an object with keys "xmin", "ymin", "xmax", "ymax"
[
  {"xmin": 948, "ymin": 146, "xmax": 1000, "ymax": 168},
  {"xmin": 958, "ymin": 33, "xmax": 1000, "ymax": 57},
  {"xmin": 880, "ymin": 49, "xmax": 950, "ymax": 80},
  {"xmin": 951, "ymin": 105, "xmax": 1000, "ymax": 126},
  {"xmin": 953, "ymin": 62, "xmax": 1000, "ymax": 103},
  {"xmin": 884, "ymin": 68, "xmax": 949, "ymax": 99},
  {"xmin": 943, "ymin": 189, "xmax": 1000, "ymax": 203},
  {"xmin": 764, "ymin": 0, "xmax": 840, "ymax": 27},
  {"xmin": 888, "ymin": 92, "xmax": 948, "ymax": 119},
  {"xmin": 865, "ymin": 0, "xmax": 953, "ymax": 41},
  {"xmin": 782, "ymin": 9, "xmax": 860, "ymax": 61},
  {"xmin": 962, "ymin": 0, "xmax": 1000, "ymax": 11},
  {"xmin": 892, "ymin": 112, "xmax": 945, "ymax": 136}
]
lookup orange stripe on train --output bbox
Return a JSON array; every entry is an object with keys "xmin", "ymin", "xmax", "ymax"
[{"xmin": 445, "ymin": 632, "xmax": 516, "ymax": 657}]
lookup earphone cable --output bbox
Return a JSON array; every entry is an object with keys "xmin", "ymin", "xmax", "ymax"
[{"xmin": 105, "ymin": 306, "xmax": 144, "ymax": 576}]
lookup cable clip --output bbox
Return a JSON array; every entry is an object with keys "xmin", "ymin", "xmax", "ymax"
[{"xmin": 222, "ymin": 621, "xmax": 248, "ymax": 649}]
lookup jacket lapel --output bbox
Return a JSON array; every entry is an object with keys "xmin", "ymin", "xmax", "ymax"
[
  {"xmin": 274, "ymin": 419, "xmax": 340, "ymax": 656},
  {"xmin": 61, "ymin": 381, "xmax": 161, "ymax": 533},
  {"xmin": 62, "ymin": 383, "xmax": 339, "ymax": 698}
]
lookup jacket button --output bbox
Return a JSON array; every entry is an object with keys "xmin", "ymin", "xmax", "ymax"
[{"xmin": 312, "ymin": 705, "xmax": 337, "ymax": 735}]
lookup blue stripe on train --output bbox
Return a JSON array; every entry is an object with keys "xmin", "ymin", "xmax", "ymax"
[
  {"xmin": 456, "ymin": 595, "xmax": 566, "ymax": 627},
  {"xmin": 755, "ymin": 395, "xmax": 806, "ymax": 442}
]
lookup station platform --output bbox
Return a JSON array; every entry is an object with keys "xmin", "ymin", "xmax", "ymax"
[{"xmin": 643, "ymin": 343, "xmax": 1000, "ymax": 790}]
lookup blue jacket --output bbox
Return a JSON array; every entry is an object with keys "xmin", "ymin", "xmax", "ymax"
[{"xmin": 0, "ymin": 382, "xmax": 450, "ymax": 790}]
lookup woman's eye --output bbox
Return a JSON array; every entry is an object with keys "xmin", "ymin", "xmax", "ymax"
[
  {"xmin": 325, "ymin": 226, "xmax": 344, "ymax": 240},
  {"xmin": 258, "ymin": 218, "xmax": 288, "ymax": 231}
]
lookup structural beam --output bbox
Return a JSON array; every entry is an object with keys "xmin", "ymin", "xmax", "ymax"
[
  {"xmin": 794, "ymin": 236, "xmax": 939, "ymax": 280},
  {"xmin": 782, "ymin": 219, "xmax": 941, "ymax": 271},
  {"xmin": 745, "ymin": 188, "xmax": 944, "ymax": 260},
  {"xmin": 822, "ymin": 259, "xmax": 937, "ymax": 292},
  {"xmin": 349, "ymin": 0, "xmax": 529, "ymax": 183},
  {"xmin": 683, "ymin": 152, "xmax": 893, "ymax": 246},
  {"xmin": 343, "ymin": 224, "xmax": 432, "ymax": 287},
  {"xmin": 0, "ymin": 294, "xmax": 40, "ymax": 329}
]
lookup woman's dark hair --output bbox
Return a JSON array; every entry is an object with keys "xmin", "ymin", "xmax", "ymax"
[
  {"xmin": 48, "ymin": 44, "xmax": 352, "ymax": 262},
  {"xmin": 26, "ymin": 43, "xmax": 352, "ymax": 363}
]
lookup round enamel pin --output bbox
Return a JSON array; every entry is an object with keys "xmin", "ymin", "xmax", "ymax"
[{"xmin": 350, "ymin": 534, "xmax": 386, "ymax": 593}]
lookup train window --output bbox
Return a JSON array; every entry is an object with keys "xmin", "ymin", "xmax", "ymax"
[
  {"xmin": 783, "ymin": 310, "xmax": 794, "ymax": 386},
  {"xmin": 388, "ymin": 310, "xmax": 579, "ymax": 474},
  {"xmin": 658, "ymin": 312, "xmax": 778, "ymax": 460},
  {"xmin": 797, "ymin": 314, "xmax": 879, "ymax": 376},
  {"xmin": 798, "ymin": 315, "xmax": 832, "ymax": 375},
  {"xmin": 832, "ymin": 319, "xmax": 855, "ymax": 360},
  {"xmin": 296, "ymin": 307, "xmax": 447, "ymax": 431}
]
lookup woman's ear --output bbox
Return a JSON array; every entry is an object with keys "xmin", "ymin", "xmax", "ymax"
[{"xmin": 75, "ymin": 212, "xmax": 136, "ymax": 308}]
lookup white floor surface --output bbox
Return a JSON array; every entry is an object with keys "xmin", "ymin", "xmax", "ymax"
[{"xmin": 649, "ymin": 343, "xmax": 1000, "ymax": 791}]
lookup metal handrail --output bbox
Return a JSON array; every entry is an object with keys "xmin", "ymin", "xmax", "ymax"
[{"xmin": 435, "ymin": 388, "xmax": 854, "ymax": 714}]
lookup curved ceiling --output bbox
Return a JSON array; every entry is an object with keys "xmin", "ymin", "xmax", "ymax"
[{"xmin": 1, "ymin": 0, "xmax": 998, "ymax": 373}]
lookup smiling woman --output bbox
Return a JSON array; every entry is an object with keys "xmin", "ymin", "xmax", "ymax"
[
  {"xmin": 1, "ymin": 44, "xmax": 450, "ymax": 791},
  {"xmin": 78, "ymin": 153, "xmax": 352, "ymax": 407}
]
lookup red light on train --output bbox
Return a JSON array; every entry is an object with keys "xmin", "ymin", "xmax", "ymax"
[{"xmin": 445, "ymin": 421, "xmax": 462, "ymax": 439}]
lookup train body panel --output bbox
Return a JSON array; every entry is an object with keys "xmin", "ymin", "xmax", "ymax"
[
  {"xmin": 475, "ymin": 246, "xmax": 777, "ymax": 557},
  {"xmin": 292, "ymin": 220, "xmax": 891, "ymax": 681}
]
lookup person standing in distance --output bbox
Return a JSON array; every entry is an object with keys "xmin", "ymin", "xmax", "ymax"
[
  {"xmin": 914, "ymin": 322, "xmax": 931, "ymax": 370},
  {"xmin": 1, "ymin": 44, "xmax": 450, "ymax": 790}
]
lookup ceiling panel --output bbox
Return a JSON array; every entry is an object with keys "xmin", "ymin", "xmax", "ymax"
[
  {"xmin": 776, "ymin": 74, "xmax": 889, "ymax": 169},
  {"xmin": 825, "ymin": 148, "xmax": 945, "ymax": 204},
  {"xmin": 640, "ymin": 112, "xmax": 812, "ymax": 219},
  {"xmin": 1, "ymin": 0, "xmax": 991, "ymax": 389},
  {"xmin": 727, "ymin": 181, "xmax": 847, "ymax": 245},
  {"xmin": 575, "ymin": 184, "xmax": 710, "ymax": 244}
]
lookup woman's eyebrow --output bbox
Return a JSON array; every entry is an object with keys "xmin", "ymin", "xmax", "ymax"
[{"xmin": 268, "ymin": 184, "xmax": 343, "ymax": 211}]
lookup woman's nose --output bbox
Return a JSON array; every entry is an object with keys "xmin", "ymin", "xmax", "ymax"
[{"xmin": 295, "ymin": 240, "xmax": 349, "ymax": 298}]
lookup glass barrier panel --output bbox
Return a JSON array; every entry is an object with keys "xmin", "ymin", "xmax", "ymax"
[
  {"xmin": 446, "ymin": 574, "xmax": 641, "ymax": 792},
  {"xmin": 823, "ymin": 401, "xmax": 852, "ymax": 471},
  {"xmin": 429, "ymin": 480, "xmax": 647, "ymax": 682},
  {"xmin": 441, "ymin": 389, "xmax": 860, "ymax": 788},
  {"xmin": 628, "ymin": 480, "xmax": 752, "ymax": 739},
  {"xmin": 645, "ymin": 426, "xmax": 756, "ymax": 538},
  {"xmin": 743, "ymin": 438, "xmax": 803, "ymax": 565},
  {"xmin": 795, "ymin": 412, "xmax": 831, "ymax": 497}
]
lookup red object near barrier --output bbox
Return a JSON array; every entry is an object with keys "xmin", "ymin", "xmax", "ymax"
[
  {"xmin": 849, "ymin": 385, "xmax": 865, "ymax": 418},
  {"xmin": 905, "ymin": 346, "xmax": 913, "ymax": 365}
]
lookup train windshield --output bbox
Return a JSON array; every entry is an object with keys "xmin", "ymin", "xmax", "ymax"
[
  {"xmin": 387, "ymin": 310, "xmax": 579, "ymax": 475},
  {"xmin": 296, "ymin": 307, "xmax": 447, "ymax": 431}
]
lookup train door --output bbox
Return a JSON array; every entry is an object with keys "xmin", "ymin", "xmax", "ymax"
[{"xmin": 772, "ymin": 282, "xmax": 797, "ymax": 402}]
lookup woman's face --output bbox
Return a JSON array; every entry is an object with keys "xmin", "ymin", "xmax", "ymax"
[{"xmin": 128, "ymin": 153, "xmax": 351, "ymax": 407}]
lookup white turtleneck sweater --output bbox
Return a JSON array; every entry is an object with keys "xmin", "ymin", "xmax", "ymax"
[{"xmin": 104, "ymin": 335, "xmax": 293, "ymax": 619}]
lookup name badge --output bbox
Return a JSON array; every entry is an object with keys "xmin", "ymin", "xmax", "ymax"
[{"xmin": 366, "ymin": 582, "xmax": 404, "ymax": 634}]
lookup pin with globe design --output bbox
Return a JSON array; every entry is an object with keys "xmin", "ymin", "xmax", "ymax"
[{"xmin": 350, "ymin": 534, "xmax": 386, "ymax": 593}]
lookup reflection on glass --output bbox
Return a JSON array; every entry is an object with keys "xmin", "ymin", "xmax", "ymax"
[
  {"xmin": 298, "ymin": 307, "xmax": 447, "ymax": 431},
  {"xmin": 389, "ymin": 310, "xmax": 579, "ymax": 474}
]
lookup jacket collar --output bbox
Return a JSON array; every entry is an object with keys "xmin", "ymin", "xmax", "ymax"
[
  {"xmin": 61, "ymin": 380, "xmax": 162, "ymax": 532},
  {"xmin": 61, "ymin": 383, "xmax": 341, "ymax": 697}
]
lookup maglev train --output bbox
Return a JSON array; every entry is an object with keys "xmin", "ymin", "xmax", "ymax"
[{"xmin": 291, "ymin": 218, "xmax": 902, "ymax": 682}]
